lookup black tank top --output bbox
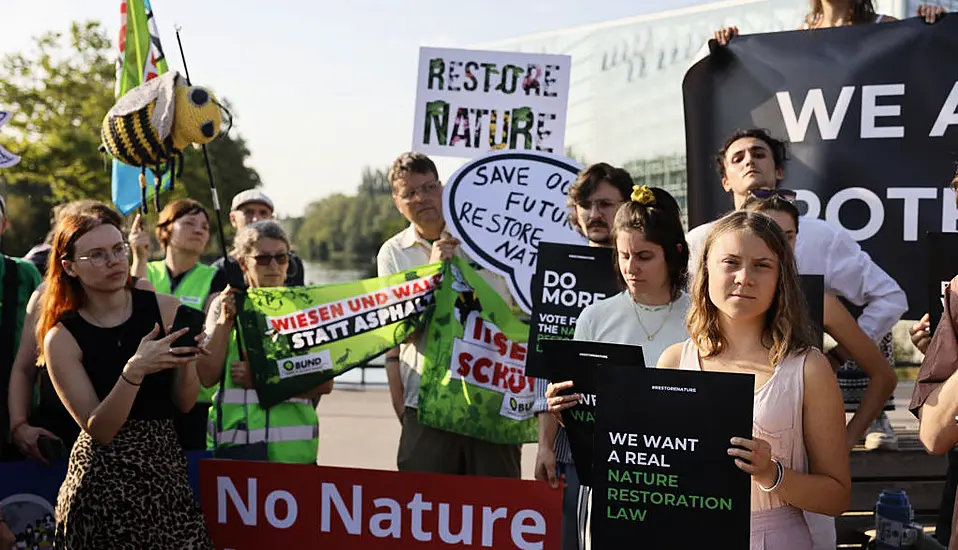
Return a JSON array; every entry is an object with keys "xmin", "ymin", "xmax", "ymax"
[{"xmin": 59, "ymin": 288, "xmax": 177, "ymax": 420}]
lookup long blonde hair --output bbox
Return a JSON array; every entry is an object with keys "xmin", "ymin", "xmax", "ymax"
[{"xmin": 686, "ymin": 210, "xmax": 815, "ymax": 366}]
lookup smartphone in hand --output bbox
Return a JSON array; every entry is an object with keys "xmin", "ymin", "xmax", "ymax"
[
  {"xmin": 37, "ymin": 435, "xmax": 68, "ymax": 462},
  {"xmin": 170, "ymin": 304, "xmax": 206, "ymax": 357}
]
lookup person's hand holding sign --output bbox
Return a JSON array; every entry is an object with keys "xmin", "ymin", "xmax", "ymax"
[
  {"xmin": 546, "ymin": 380, "xmax": 580, "ymax": 427},
  {"xmin": 728, "ymin": 436, "xmax": 781, "ymax": 490},
  {"xmin": 910, "ymin": 313, "xmax": 932, "ymax": 354},
  {"xmin": 713, "ymin": 26, "xmax": 739, "ymax": 46},
  {"xmin": 429, "ymin": 230, "xmax": 459, "ymax": 263}
]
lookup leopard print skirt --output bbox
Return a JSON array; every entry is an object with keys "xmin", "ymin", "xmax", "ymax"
[{"xmin": 54, "ymin": 418, "xmax": 213, "ymax": 549}]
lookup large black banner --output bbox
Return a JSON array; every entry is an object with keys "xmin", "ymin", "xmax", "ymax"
[
  {"xmin": 591, "ymin": 365, "xmax": 753, "ymax": 548},
  {"xmin": 526, "ymin": 243, "xmax": 620, "ymax": 378},
  {"xmin": 541, "ymin": 339, "xmax": 645, "ymax": 487},
  {"xmin": 684, "ymin": 17, "xmax": 958, "ymax": 319}
]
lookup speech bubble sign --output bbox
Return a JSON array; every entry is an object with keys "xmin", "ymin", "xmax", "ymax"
[{"xmin": 443, "ymin": 150, "xmax": 587, "ymax": 313}]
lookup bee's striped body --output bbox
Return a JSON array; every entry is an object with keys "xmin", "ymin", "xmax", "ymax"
[{"xmin": 100, "ymin": 101, "xmax": 175, "ymax": 168}]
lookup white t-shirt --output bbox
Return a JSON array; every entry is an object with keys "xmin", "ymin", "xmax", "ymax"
[
  {"xmin": 685, "ymin": 216, "xmax": 907, "ymax": 340},
  {"xmin": 573, "ymin": 290, "xmax": 692, "ymax": 368}
]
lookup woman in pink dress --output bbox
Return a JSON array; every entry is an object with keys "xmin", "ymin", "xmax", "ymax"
[{"xmin": 658, "ymin": 210, "xmax": 850, "ymax": 549}]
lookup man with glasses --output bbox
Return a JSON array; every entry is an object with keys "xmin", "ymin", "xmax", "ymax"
[
  {"xmin": 377, "ymin": 151, "xmax": 520, "ymax": 478},
  {"xmin": 533, "ymin": 162, "xmax": 633, "ymax": 550},
  {"xmin": 685, "ymin": 128, "xmax": 908, "ymax": 550},
  {"xmin": 0, "ymin": 195, "xmax": 42, "ymax": 462}
]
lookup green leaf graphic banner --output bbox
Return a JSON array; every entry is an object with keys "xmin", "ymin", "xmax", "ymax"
[
  {"xmin": 240, "ymin": 264, "xmax": 443, "ymax": 408},
  {"xmin": 418, "ymin": 257, "xmax": 537, "ymax": 445}
]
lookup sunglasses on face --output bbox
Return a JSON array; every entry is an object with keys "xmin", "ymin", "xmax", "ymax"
[
  {"xmin": 748, "ymin": 188, "xmax": 797, "ymax": 203},
  {"xmin": 249, "ymin": 253, "xmax": 289, "ymax": 266}
]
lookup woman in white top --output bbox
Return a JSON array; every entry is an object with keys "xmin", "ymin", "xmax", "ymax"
[
  {"xmin": 545, "ymin": 184, "xmax": 691, "ymax": 549},
  {"xmin": 658, "ymin": 210, "xmax": 850, "ymax": 550}
]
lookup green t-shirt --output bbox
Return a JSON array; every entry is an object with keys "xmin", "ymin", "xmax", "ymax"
[{"xmin": 0, "ymin": 255, "xmax": 42, "ymax": 360}]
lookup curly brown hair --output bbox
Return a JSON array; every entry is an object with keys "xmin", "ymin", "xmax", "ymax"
[
  {"xmin": 388, "ymin": 152, "xmax": 440, "ymax": 191},
  {"xmin": 565, "ymin": 163, "xmax": 633, "ymax": 235},
  {"xmin": 687, "ymin": 210, "xmax": 816, "ymax": 367}
]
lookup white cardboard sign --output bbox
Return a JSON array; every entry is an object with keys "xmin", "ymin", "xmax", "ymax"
[
  {"xmin": 443, "ymin": 150, "xmax": 586, "ymax": 313},
  {"xmin": 413, "ymin": 47, "xmax": 571, "ymax": 159}
]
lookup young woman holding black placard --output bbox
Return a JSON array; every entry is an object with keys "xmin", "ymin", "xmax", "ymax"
[
  {"xmin": 742, "ymin": 191, "xmax": 901, "ymax": 549},
  {"xmin": 545, "ymin": 185, "xmax": 691, "ymax": 550},
  {"xmin": 658, "ymin": 210, "xmax": 850, "ymax": 550}
]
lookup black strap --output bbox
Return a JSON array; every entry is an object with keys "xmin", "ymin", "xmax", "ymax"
[{"xmin": 0, "ymin": 256, "xmax": 21, "ymax": 452}]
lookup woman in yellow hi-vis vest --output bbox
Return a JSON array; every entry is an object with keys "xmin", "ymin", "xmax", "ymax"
[
  {"xmin": 130, "ymin": 199, "xmax": 228, "ymax": 451},
  {"xmin": 196, "ymin": 220, "xmax": 332, "ymax": 463}
]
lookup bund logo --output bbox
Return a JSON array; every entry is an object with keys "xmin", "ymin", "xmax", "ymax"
[{"xmin": 276, "ymin": 350, "xmax": 333, "ymax": 380}]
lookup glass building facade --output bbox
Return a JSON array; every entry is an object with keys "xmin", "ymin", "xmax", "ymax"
[{"xmin": 475, "ymin": 0, "xmax": 907, "ymax": 226}]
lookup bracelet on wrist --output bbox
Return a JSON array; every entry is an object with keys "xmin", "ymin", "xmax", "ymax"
[
  {"xmin": 758, "ymin": 458, "xmax": 784, "ymax": 493},
  {"xmin": 120, "ymin": 371, "xmax": 142, "ymax": 387}
]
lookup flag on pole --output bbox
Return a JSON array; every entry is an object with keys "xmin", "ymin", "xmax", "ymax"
[{"xmin": 111, "ymin": 0, "xmax": 172, "ymax": 215}]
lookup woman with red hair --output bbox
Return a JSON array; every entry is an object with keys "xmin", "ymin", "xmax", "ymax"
[{"xmin": 37, "ymin": 207, "xmax": 212, "ymax": 548}]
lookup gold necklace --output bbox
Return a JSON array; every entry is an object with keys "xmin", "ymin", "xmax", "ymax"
[
  {"xmin": 630, "ymin": 296, "xmax": 673, "ymax": 342},
  {"xmin": 84, "ymin": 291, "xmax": 131, "ymax": 347}
]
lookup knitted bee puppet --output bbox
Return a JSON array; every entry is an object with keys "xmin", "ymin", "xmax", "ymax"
[{"xmin": 100, "ymin": 71, "xmax": 228, "ymax": 213}]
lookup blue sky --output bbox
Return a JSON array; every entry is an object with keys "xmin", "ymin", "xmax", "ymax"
[{"xmin": 1, "ymin": 0, "xmax": 708, "ymax": 217}]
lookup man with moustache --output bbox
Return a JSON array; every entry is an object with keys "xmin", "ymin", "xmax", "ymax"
[
  {"xmin": 532, "ymin": 163, "xmax": 633, "ymax": 550},
  {"xmin": 377, "ymin": 151, "xmax": 520, "ymax": 477},
  {"xmin": 685, "ymin": 128, "xmax": 907, "ymax": 550}
]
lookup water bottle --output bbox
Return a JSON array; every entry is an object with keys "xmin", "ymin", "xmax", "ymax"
[{"xmin": 875, "ymin": 489, "xmax": 920, "ymax": 548}]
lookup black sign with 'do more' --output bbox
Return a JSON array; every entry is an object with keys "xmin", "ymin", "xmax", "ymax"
[
  {"xmin": 525, "ymin": 242, "xmax": 620, "ymax": 378},
  {"xmin": 592, "ymin": 365, "xmax": 753, "ymax": 548}
]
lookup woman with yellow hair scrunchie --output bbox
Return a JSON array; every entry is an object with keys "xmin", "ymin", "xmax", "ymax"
[{"xmin": 545, "ymin": 184, "xmax": 690, "ymax": 550}]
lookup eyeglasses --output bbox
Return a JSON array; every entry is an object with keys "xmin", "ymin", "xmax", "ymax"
[
  {"xmin": 396, "ymin": 181, "xmax": 440, "ymax": 202},
  {"xmin": 249, "ymin": 253, "xmax": 289, "ymax": 266},
  {"xmin": 75, "ymin": 243, "xmax": 131, "ymax": 267},
  {"xmin": 748, "ymin": 188, "xmax": 797, "ymax": 204},
  {"xmin": 576, "ymin": 199, "xmax": 622, "ymax": 211}
]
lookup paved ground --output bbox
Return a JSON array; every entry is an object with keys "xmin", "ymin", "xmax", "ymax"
[
  {"xmin": 316, "ymin": 383, "xmax": 540, "ymax": 478},
  {"xmin": 315, "ymin": 379, "xmax": 922, "ymax": 476}
]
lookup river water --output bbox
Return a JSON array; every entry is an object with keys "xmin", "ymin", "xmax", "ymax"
[{"xmin": 301, "ymin": 261, "xmax": 387, "ymax": 384}]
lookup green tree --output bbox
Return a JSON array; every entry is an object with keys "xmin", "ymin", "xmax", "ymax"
[
  {"xmin": 290, "ymin": 165, "xmax": 407, "ymax": 277},
  {"xmin": 0, "ymin": 21, "xmax": 261, "ymax": 256}
]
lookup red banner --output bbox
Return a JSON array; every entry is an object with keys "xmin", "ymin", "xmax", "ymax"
[{"xmin": 199, "ymin": 460, "xmax": 562, "ymax": 549}]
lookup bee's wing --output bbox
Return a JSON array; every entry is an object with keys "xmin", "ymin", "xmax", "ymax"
[{"xmin": 107, "ymin": 72, "xmax": 184, "ymax": 141}]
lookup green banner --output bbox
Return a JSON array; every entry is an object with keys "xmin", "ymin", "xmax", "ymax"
[
  {"xmin": 239, "ymin": 264, "xmax": 443, "ymax": 408},
  {"xmin": 418, "ymin": 258, "xmax": 537, "ymax": 445}
]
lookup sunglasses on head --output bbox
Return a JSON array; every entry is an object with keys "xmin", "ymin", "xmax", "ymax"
[
  {"xmin": 748, "ymin": 188, "xmax": 797, "ymax": 203},
  {"xmin": 250, "ymin": 253, "xmax": 289, "ymax": 266}
]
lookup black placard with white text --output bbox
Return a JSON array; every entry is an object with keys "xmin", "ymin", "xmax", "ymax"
[
  {"xmin": 526, "ymin": 243, "xmax": 620, "ymax": 378},
  {"xmin": 926, "ymin": 232, "xmax": 958, "ymax": 330},
  {"xmin": 801, "ymin": 274, "xmax": 825, "ymax": 349},
  {"xmin": 592, "ymin": 365, "xmax": 753, "ymax": 548},
  {"xmin": 684, "ymin": 18, "xmax": 958, "ymax": 319},
  {"xmin": 541, "ymin": 339, "xmax": 645, "ymax": 487}
]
